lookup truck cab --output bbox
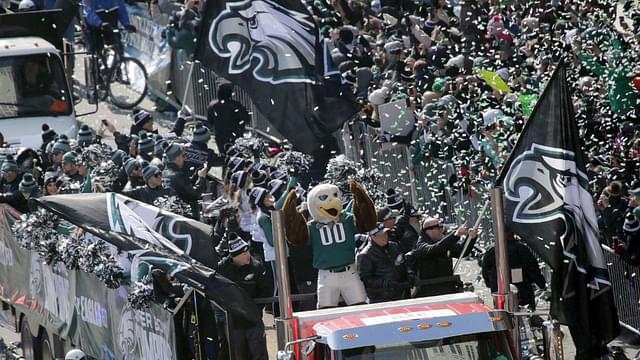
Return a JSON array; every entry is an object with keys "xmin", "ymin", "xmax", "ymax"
[
  {"xmin": 287, "ymin": 293, "xmax": 515, "ymax": 360},
  {"xmin": 0, "ymin": 36, "xmax": 78, "ymax": 147}
]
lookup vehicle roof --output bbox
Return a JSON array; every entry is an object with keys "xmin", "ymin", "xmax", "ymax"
[
  {"xmin": 311, "ymin": 303, "xmax": 510, "ymax": 350},
  {"xmin": 295, "ymin": 292, "xmax": 483, "ymax": 323},
  {"xmin": 0, "ymin": 37, "xmax": 59, "ymax": 57}
]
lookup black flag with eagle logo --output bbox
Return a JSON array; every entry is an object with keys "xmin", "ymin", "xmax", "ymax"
[
  {"xmin": 195, "ymin": 0, "xmax": 359, "ymax": 154},
  {"xmin": 496, "ymin": 64, "xmax": 619, "ymax": 359}
]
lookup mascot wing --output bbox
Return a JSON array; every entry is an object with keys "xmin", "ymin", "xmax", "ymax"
[
  {"xmin": 283, "ymin": 190, "xmax": 308, "ymax": 245},
  {"xmin": 349, "ymin": 180, "xmax": 376, "ymax": 233}
]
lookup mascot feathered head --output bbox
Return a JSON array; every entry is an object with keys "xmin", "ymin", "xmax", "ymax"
[{"xmin": 307, "ymin": 184, "xmax": 342, "ymax": 223}]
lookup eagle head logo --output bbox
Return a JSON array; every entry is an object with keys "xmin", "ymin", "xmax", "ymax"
[
  {"xmin": 209, "ymin": 0, "xmax": 317, "ymax": 84},
  {"xmin": 504, "ymin": 143, "xmax": 609, "ymax": 291}
]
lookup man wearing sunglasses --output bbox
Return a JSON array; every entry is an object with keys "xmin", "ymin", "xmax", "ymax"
[
  {"xmin": 408, "ymin": 217, "xmax": 479, "ymax": 298},
  {"xmin": 123, "ymin": 165, "xmax": 169, "ymax": 205}
]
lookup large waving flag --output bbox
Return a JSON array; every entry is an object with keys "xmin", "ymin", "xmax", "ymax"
[
  {"xmin": 195, "ymin": 0, "xmax": 359, "ymax": 154},
  {"xmin": 496, "ymin": 64, "xmax": 619, "ymax": 359}
]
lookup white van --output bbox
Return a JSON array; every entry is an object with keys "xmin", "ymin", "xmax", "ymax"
[{"xmin": 0, "ymin": 36, "xmax": 78, "ymax": 147}]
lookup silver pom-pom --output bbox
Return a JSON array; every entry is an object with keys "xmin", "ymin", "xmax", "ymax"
[
  {"xmin": 153, "ymin": 195, "xmax": 192, "ymax": 217},
  {"xmin": 13, "ymin": 210, "xmax": 60, "ymax": 250},
  {"xmin": 90, "ymin": 161, "xmax": 120, "ymax": 192},
  {"xmin": 57, "ymin": 233, "xmax": 83, "ymax": 270},
  {"xmin": 127, "ymin": 280, "xmax": 154, "ymax": 310},
  {"xmin": 275, "ymin": 150, "xmax": 313, "ymax": 176},
  {"xmin": 79, "ymin": 240, "xmax": 125, "ymax": 289}
]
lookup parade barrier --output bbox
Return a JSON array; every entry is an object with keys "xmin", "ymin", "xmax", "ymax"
[{"xmin": 602, "ymin": 245, "xmax": 640, "ymax": 335}]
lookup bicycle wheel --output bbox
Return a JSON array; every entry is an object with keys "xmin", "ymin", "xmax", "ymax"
[{"xmin": 106, "ymin": 56, "xmax": 148, "ymax": 109}]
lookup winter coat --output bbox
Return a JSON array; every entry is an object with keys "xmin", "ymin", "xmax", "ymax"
[
  {"xmin": 122, "ymin": 185, "xmax": 170, "ymax": 205},
  {"xmin": 0, "ymin": 192, "xmax": 31, "ymax": 213},
  {"xmin": 162, "ymin": 162, "xmax": 205, "ymax": 219},
  {"xmin": 357, "ymin": 240, "xmax": 408, "ymax": 302},
  {"xmin": 481, "ymin": 240, "xmax": 546, "ymax": 310},
  {"xmin": 217, "ymin": 257, "xmax": 271, "ymax": 301},
  {"xmin": 207, "ymin": 99, "xmax": 250, "ymax": 150},
  {"xmin": 602, "ymin": 197, "xmax": 628, "ymax": 244},
  {"xmin": 410, "ymin": 231, "xmax": 476, "ymax": 297},
  {"xmin": 0, "ymin": 175, "xmax": 21, "ymax": 194}
]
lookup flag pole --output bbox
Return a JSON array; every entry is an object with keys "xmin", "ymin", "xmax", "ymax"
[
  {"xmin": 272, "ymin": 210, "xmax": 295, "ymax": 351},
  {"xmin": 453, "ymin": 199, "xmax": 489, "ymax": 273},
  {"xmin": 490, "ymin": 186, "xmax": 511, "ymax": 310},
  {"xmin": 491, "ymin": 186, "xmax": 521, "ymax": 356}
]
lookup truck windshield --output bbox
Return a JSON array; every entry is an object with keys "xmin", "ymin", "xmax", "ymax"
[
  {"xmin": 0, "ymin": 53, "xmax": 72, "ymax": 120},
  {"xmin": 340, "ymin": 332, "xmax": 514, "ymax": 360}
]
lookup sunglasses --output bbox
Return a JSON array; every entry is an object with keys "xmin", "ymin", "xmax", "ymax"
[{"xmin": 153, "ymin": 172, "xmax": 162, "ymax": 177}]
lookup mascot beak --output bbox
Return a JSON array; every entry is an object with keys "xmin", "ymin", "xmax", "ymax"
[
  {"xmin": 319, "ymin": 198, "xmax": 342, "ymax": 220},
  {"xmin": 213, "ymin": 16, "xmax": 252, "ymax": 68}
]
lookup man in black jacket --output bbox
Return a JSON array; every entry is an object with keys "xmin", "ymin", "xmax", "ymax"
[
  {"xmin": 394, "ymin": 204, "xmax": 423, "ymax": 254},
  {"xmin": 0, "ymin": 174, "xmax": 39, "ymax": 213},
  {"xmin": 409, "ymin": 217, "xmax": 478, "ymax": 297},
  {"xmin": 207, "ymin": 83, "xmax": 249, "ymax": 152},
  {"xmin": 216, "ymin": 236, "xmax": 270, "ymax": 360},
  {"xmin": 184, "ymin": 122, "xmax": 224, "ymax": 178},
  {"xmin": 162, "ymin": 143, "xmax": 207, "ymax": 220},
  {"xmin": 357, "ymin": 223, "xmax": 409, "ymax": 303},
  {"xmin": 123, "ymin": 165, "xmax": 169, "ymax": 205},
  {"xmin": 481, "ymin": 233, "xmax": 546, "ymax": 310}
]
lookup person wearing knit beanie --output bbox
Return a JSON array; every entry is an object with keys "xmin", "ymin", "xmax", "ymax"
[
  {"xmin": 154, "ymin": 135, "xmax": 167, "ymax": 158},
  {"xmin": 251, "ymin": 170, "xmax": 268, "ymax": 187},
  {"xmin": 132, "ymin": 109, "xmax": 154, "ymax": 134},
  {"xmin": 227, "ymin": 157, "xmax": 246, "ymax": 173},
  {"xmin": 0, "ymin": 173, "xmax": 36, "ymax": 213},
  {"xmin": 41, "ymin": 123, "xmax": 57, "ymax": 153},
  {"xmin": 76, "ymin": 125, "xmax": 94, "ymax": 147},
  {"xmin": 43, "ymin": 172, "xmax": 59, "ymax": 196},
  {"xmin": 19, "ymin": 174, "xmax": 38, "ymax": 196},
  {"xmin": 0, "ymin": 155, "xmax": 20, "ymax": 194},
  {"xmin": 165, "ymin": 143, "xmax": 184, "ymax": 162},
  {"xmin": 268, "ymin": 179, "xmax": 285, "ymax": 198},
  {"xmin": 386, "ymin": 188, "xmax": 404, "ymax": 211},
  {"xmin": 122, "ymin": 165, "xmax": 169, "ymax": 205},
  {"xmin": 192, "ymin": 122, "xmax": 211, "ymax": 144},
  {"xmin": 183, "ymin": 122, "xmax": 223, "ymax": 178},
  {"xmin": 163, "ymin": 142, "xmax": 208, "ymax": 220},
  {"xmin": 1, "ymin": 155, "xmax": 18, "ymax": 174},
  {"xmin": 138, "ymin": 131, "xmax": 155, "ymax": 161},
  {"xmin": 61, "ymin": 152, "xmax": 84, "ymax": 183},
  {"xmin": 123, "ymin": 158, "xmax": 141, "ymax": 177},
  {"xmin": 52, "ymin": 138, "xmax": 71, "ymax": 155},
  {"xmin": 111, "ymin": 149, "xmax": 127, "ymax": 166}
]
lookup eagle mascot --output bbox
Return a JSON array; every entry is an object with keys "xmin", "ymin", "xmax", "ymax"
[{"xmin": 283, "ymin": 180, "xmax": 376, "ymax": 308}]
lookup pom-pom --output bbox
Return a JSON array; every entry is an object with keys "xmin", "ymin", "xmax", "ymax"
[
  {"xmin": 13, "ymin": 210, "xmax": 60, "ymax": 250},
  {"xmin": 127, "ymin": 280, "xmax": 154, "ymax": 310},
  {"xmin": 153, "ymin": 195, "xmax": 193, "ymax": 217},
  {"xmin": 275, "ymin": 150, "xmax": 313, "ymax": 176}
]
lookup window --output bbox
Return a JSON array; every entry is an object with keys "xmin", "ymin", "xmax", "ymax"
[
  {"xmin": 339, "ymin": 332, "xmax": 514, "ymax": 360},
  {"xmin": 0, "ymin": 53, "xmax": 72, "ymax": 119}
]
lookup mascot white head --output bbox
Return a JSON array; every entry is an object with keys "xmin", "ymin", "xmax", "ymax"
[
  {"xmin": 209, "ymin": 0, "xmax": 317, "ymax": 84},
  {"xmin": 307, "ymin": 184, "xmax": 342, "ymax": 223}
]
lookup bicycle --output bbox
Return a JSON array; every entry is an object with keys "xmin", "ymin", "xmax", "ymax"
[{"xmin": 87, "ymin": 22, "xmax": 148, "ymax": 109}]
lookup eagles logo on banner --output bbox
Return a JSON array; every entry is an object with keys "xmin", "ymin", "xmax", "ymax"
[
  {"xmin": 209, "ymin": 0, "xmax": 317, "ymax": 84},
  {"xmin": 497, "ymin": 64, "xmax": 619, "ymax": 359},
  {"xmin": 196, "ymin": 0, "xmax": 359, "ymax": 154}
]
